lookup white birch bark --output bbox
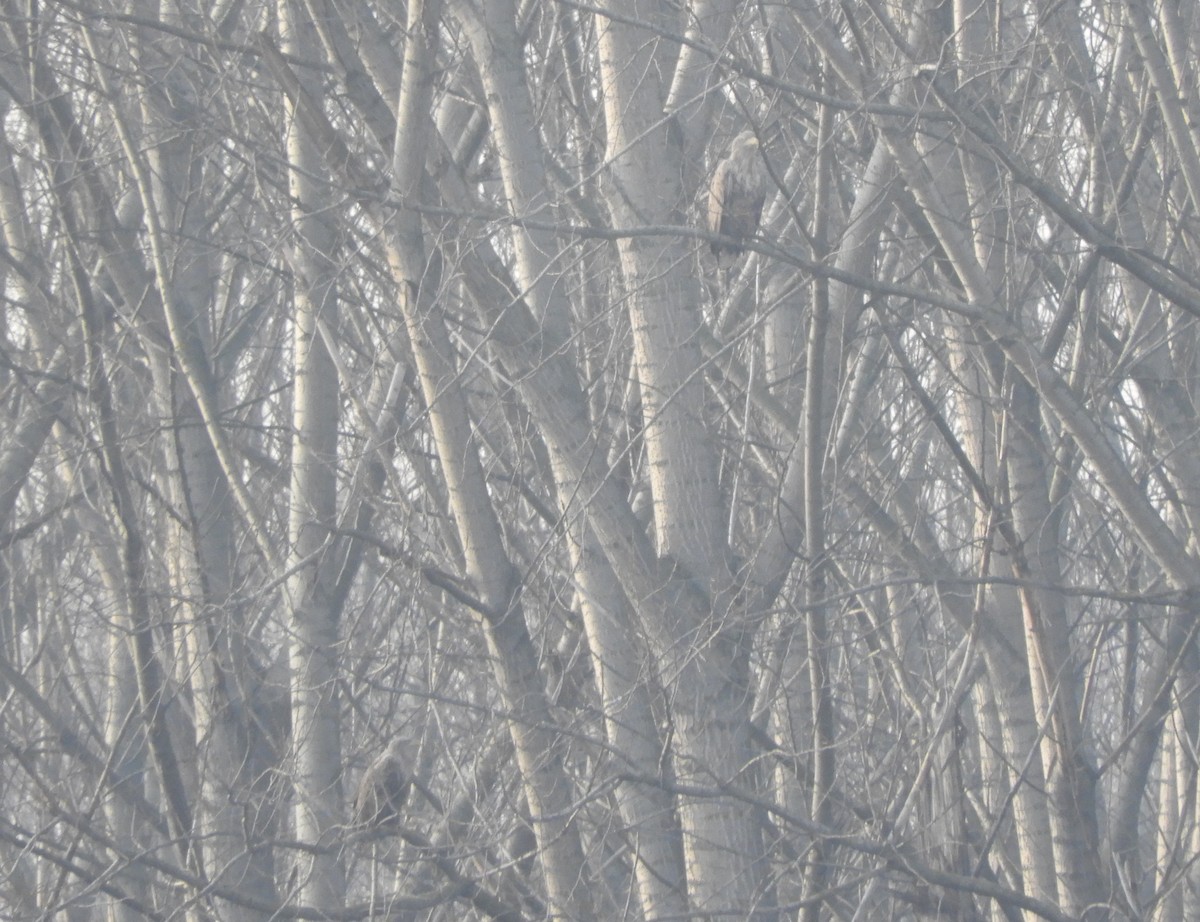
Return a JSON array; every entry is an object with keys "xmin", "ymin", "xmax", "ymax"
[
  {"xmin": 135, "ymin": 16, "xmax": 280, "ymax": 916},
  {"xmin": 449, "ymin": 3, "xmax": 689, "ymax": 915},
  {"xmin": 799, "ymin": 90, "xmax": 836, "ymax": 922},
  {"xmin": 278, "ymin": 2, "xmax": 347, "ymax": 911},
  {"xmin": 389, "ymin": 3, "xmax": 597, "ymax": 917},
  {"xmin": 592, "ymin": 2, "xmax": 771, "ymax": 915},
  {"xmin": 9, "ymin": 3, "xmax": 1200, "ymax": 920},
  {"xmin": 1151, "ymin": 715, "xmax": 1182, "ymax": 922},
  {"xmin": 0, "ymin": 72, "xmax": 159, "ymax": 922},
  {"xmin": 946, "ymin": 1, "xmax": 1106, "ymax": 905}
]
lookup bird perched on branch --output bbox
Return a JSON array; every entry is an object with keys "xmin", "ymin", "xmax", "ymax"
[
  {"xmin": 353, "ymin": 739, "xmax": 412, "ymax": 837},
  {"xmin": 707, "ymin": 130, "xmax": 767, "ymax": 266}
]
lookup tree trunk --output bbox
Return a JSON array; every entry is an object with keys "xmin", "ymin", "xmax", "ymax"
[{"xmin": 278, "ymin": 2, "xmax": 347, "ymax": 911}]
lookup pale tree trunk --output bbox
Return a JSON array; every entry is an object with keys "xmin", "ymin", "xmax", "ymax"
[
  {"xmin": 132, "ymin": 12, "xmax": 279, "ymax": 916},
  {"xmin": 14, "ymin": 15, "xmax": 202, "ymax": 895},
  {"xmin": 278, "ymin": 1, "xmax": 346, "ymax": 911},
  {"xmin": 389, "ymin": 3, "xmax": 596, "ymax": 917},
  {"xmin": 792, "ymin": 1, "xmax": 1068, "ymax": 906},
  {"xmin": 1151, "ymin": 712, "xmax": 1182, "ymax": 922},
  {"xmin": 1124, "ymin": 0, "xmax": 1200, "ymax": 217},
  {"xmin": 258, "ymin": 6, "xmax": 601, "ymax": 913},
  {"xmin": 1104, "ymin": 16, "xmax": 1200, "ymax": 903},
  {"xmin": 78, "ymin": 228, "xmax": 197, "ymax": 877},
  {"xmin": 1005, "ymin": 384, "xmax": 1108, "ymax": 914},
  {"xmin": 429, "ymin": 53, "xmax": 769, "ymax": 922},
  {"xmin": 879, "ymin": 71, "xmax": 1200, "ymax": 922},
  {"xmin": 1166, "ymin": 647, "xmax": 1200, "ymax": 919},
  {"xmin": 570, "ymin": 542, "xmax": 690, "ymax": 918},
  {"xmin": 1044, "ymin": 1, "xmax": 1200, "ymax": 904},
  {"xmin": 12, "ymin": 2, "xmax": 1200, "ymax": 920},
  {"xmin": 100, "ymin": 635, "xmax": 151, "ymax": 922},
  {"xmin": 593, "ymin": 2, "xmax": 771, "ymax": 916},
  {"xmin": 758, "ymin": 139, "xmax": 894, "ymax": 899},
  {"xmin": 1187, "ymin": 683, "xmax": 1200, "ymax": 919},
  {"xmin": 878, "ymin": 58, "xmax": 1061, "ymax": 922},
  {"xmin": 663, "ymin": 0, "xmax": 736, "ymax": 191},
  {"xmin": 941, "ymin": 3, "xmax": 1106, "ymax": 904},
  {"xmin": 0, "ymin": 87, "xmax": 152, "ymax": 922},
  {"xmin": 50, "ymin": 40, "xmax": 297, "ymax": 913},
  {"xmin": 5, "ymin": 15, "xmax": 280, "ymax": 913},
  {"xmin": 905, "ymin": 4, "xmax": 1067, "ymax": 906},
  {"xmin": 949, "ymin": 0, "xmax": 1108, "ymax": 901},
  {"xmin": 913, "ymin": 187, "xmax": 1057, "ymax": 919},
  {"xmin": 847, "ymin": 391, "xmax": 1057, "ymax": 912},
  {"xmin": 800, "ymin": 87, "xmax": 836, "ymax": 922},
  {"xmin": 843, "ymin": 86, "xmax": 1066, "ymax": 913},
  {"xmin": 450, "ymin": 3, "xmax": 688, "ymax": 916},
  {"xmin": 48, "ymin": 498, "xmax": 153, "ymax": 922}
]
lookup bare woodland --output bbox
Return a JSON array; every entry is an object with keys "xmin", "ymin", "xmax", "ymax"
[{"xmin": 4, "ymin": 0, "xmax": 1200, "ymax": 919}]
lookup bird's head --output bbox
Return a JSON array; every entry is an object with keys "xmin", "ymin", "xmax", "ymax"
[{"xmin": 733, "ymin": 130, "xmax": 760, "ymax": 152}]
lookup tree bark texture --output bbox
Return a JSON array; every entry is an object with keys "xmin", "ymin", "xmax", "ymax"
[{"xmin": 3, "ymin": 2, "xmax": 1200, "ymax": 921}]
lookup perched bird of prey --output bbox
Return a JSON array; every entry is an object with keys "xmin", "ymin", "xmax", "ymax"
[
  {"xmin": 707, "ymin": 130, "xmax": 767, "ymax": 265},
  {"xmin": 353, "ymin": 739, "xmax": 412, "ymax": 837}
]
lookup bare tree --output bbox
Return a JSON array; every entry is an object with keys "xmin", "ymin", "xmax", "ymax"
[{"xmin": 5, "ymin": 1, "xmax": 1200, "ymax": 920}]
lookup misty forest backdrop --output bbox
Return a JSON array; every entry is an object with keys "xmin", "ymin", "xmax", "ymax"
[{"xmin": 2, "ymin": 1, "xmax": 1200, "ymax": 920}]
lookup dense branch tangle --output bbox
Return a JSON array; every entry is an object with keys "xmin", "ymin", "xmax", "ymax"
[{"xmin": 0, "ymin": 1, "xmax": 1198, "ymax": 921}]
